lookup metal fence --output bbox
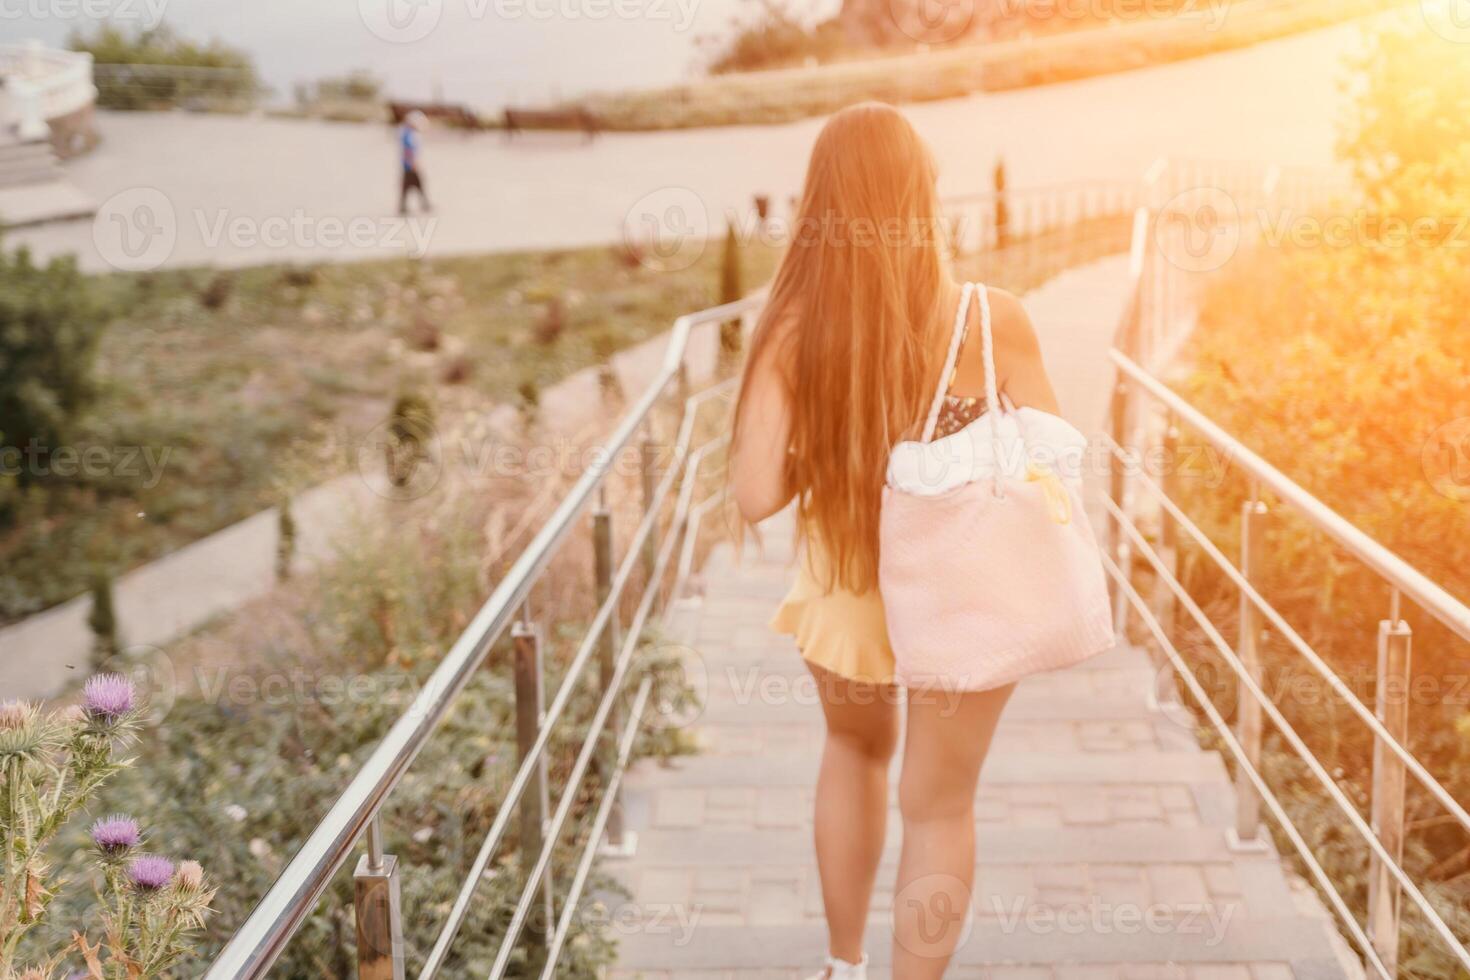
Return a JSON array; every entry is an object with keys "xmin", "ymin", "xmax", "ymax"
[
  {"xmin": 90, "ymin": 62, "xmax": 264, "ymax": 113},
  {"xmin": 944, "ymin": 177, "xmax": 1140, "ymax": 253},
  {"xmin": 1103, "ymin": 196, "xmax": 1470, "ymax": 979}
]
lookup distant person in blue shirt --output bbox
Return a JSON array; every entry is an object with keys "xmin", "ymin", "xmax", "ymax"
[{"xmin": 398, "ymin": 111, "xmax": 431, "ymax": 216}]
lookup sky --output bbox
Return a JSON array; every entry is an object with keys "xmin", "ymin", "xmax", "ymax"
[{"xmin": 4, "ymin": 0, "xmax": 842, "ymax": 107}]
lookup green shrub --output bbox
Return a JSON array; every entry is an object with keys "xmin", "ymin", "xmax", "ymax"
[
  {"xmin": 718, "ymin": 225, "xmax": 743, "ymax": 365},
  {"xmin": 0, "ymin": 245, "xmax": 104, "ymax": 490},
  {"xmin": 87, "ymin": 572, "xmax": 121, "ymax": 666},
  {"xmin": 17, "ymin": 487, "xmax": 695, "ymax": 977},
  {"xmin": 70, "ymin": 24, "xmax": 260, "ymax": 110},
  {"xmin": 1166, "ymin": 15, "xmax": 1470, "ymax": 975},
  {"xmin": 276, "ymin": 497, "xmax": 296, "ymax": 581},
  {"xmin": 197, "ymin": 271, "xmax": 233, "ymax": 311},
  {"xmin": 386, "ymin": 393, "xmax": 435, "ymax": 489}
]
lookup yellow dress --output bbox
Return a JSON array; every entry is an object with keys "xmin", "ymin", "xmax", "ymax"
[
  {"xmin": 769, "ymin": 536, "xmax": 896, "ymax": 685},
  {"xmin": 768, "ymin": 395, "xmax": 993, "ymax": 685}
]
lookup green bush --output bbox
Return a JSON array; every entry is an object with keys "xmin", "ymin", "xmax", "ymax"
[
  {"xmin": 0, "ymin": 245, "xmax": 103, "ymax": 494},
  {"xmin": 1167, "ymin": 14, "xmax": 1470, "ymax": 976},
  {"xmin": 18, "ymin": 486, "xmax": 695, "ymax": 976},
  {"xmin": 87, "ymin": 572, "xmax": 121, "ymax": 666},
  {"xmin": 718, "ymin": 225, "xmax": 743, "ymax": 364},
  {"xmin": 70, "ymin": 24, "xmax": 261, "ymax": 110}
]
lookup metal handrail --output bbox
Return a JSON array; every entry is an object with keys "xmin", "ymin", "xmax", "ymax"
[
  {"xmin": 1110, "ymin": 349, "xmax": 1470, "ymax": 645},
  {"xmin": 1106, "ymin": 185, "xmax": 1470, "ymax": 977},
  {"xmin": 486, "ymin": 421, "xmax": 728, "ymax": 979},
  {"xmin": 1106, "ymin": 493, "xmax": 1470, "ymax": 976},
  {"xmin": 204, "ymin": 294, "xmax": 763, "ymax": 980},
  {"xmin": 416, "ymin": 381, "xmax": 733, "ymax": 978},
  {"xmin": 1101, "ymin": 554, "xmax": 1394, "ymax": 980},
  {"xmin": 1106, "ymin": 435, "xmax": 1470, "ymax": 835}
]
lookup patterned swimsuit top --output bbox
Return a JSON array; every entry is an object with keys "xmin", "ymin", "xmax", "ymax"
[{"xmin": 930, "ymin": 301, "xmax": 990, "ymax": 440}]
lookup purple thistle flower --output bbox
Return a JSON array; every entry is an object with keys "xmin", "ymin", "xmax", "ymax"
[
  {"xmin": 128, "ymin": 854, "xmax": 175, "ymax": 892},
  {"xmin": 91, "ymin": 814, "xmax": 142, "ymax": 855},
  {"xmin": 82, "ymin": 674, "xmax": 136, "ymax": 722}
]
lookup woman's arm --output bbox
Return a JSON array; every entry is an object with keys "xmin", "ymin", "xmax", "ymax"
[{"xmin": 730, "ymin": 340, "xmax": 796, "ymax": 523}]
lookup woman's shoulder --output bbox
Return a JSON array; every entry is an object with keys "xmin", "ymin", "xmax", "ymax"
[
  {"xmin": 976, "ymin": 285, "xmax": 1041, "ymax": 358},
  {"xmin": 949, "ymin": 282, "xmax": 1039, "ymax": 353}
]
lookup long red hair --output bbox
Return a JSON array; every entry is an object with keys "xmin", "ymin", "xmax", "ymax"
[{"xmin": 733, "ymin": 103, "xmax": 950, "ymax": 593}]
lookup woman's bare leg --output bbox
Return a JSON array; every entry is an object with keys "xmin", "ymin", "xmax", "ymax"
[
  {"xmin": 891, "ymin": 683, "xmax": 1016, "ymax": 978},
  {"xmin": 808, "ymin": 662, "xmax": 900, "ymax": 964}
]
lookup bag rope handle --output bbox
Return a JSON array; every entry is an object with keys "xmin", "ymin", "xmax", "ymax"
[{"xmin": 920, "ymin": 282, "xmax": 973, "ymax": 444}]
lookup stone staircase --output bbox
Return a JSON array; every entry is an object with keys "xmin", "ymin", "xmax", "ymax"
[
  {"xmin": 606, "ymin": 511, "xmax": 1358, "ymax": 978},
  {"xmin": 0, "ymin": 134, "xmax": 61, "ymax": 186},
  {"xmin": 603, "ymin": 255, "xmax": 1359, "ymax": 978},
  {"xmin": 0, "ymin": 133, "xmax": 94, "ymax": 228}
]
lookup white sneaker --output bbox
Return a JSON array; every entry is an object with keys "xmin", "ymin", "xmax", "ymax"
[{"xmin": 804, "ymin": 953, "xmax": 868, "ymax": 980}]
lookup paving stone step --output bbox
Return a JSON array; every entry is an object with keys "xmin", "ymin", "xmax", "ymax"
[
  {"xmin": 609, "ymin": 968, "xmax": 1299, "ymax": 980},
  {"xmin": 625, "ymin": 826, "xmax": 1248, "ymax": 866},
  {"xmin": 689, "ymin": 690, "xmax": 1176, "ymax": 727},
  {"xmin": 689, "ymin": 716, "xmax": 1201, "ymax": 757},
  {"xmin": 625, "ymin": 751, "xmax": 1230, "ymax": 789},
  {"xmin": 611, "ymin": 919, "xmax": 1344, "ymax": 974},
  {"xmin": 622, "ymin": 773, "xmax": 1241, "ymax": 834}
]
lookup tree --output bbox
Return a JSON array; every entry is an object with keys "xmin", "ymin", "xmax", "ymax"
[
  {"xmin": 718, "ymin": 225, "xmax": 743, "ymax": 367},
  {"xmin": 276, "ymin": 497, "xmax": 296, "ymax": 581},
  {"xmin": 88, "ymin": 572, "xmax": 121, "ymax": 665},
  {"xmin": 0, "ymin": 244, "xmax": 104, "ymax": 489},
  {"xmin": 993, "ymin": 159, "xmax": 1011, "ymax": 248},
  {"xmin": 1337, "ymin": 13, "xmax": 1470, "ymax": 205},
  {"xmin": 68, "ymin": 24, "xmax": 260, "ymax": 110}
]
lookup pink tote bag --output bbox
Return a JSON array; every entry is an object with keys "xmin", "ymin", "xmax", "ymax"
[{"xmin": 878, "ymin": 283, "xmax": 1114, "ymax": 691}]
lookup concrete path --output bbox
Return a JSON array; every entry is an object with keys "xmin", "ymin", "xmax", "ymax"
[
  {"xmin": 604, "ymin": 257, "xmax": 1358, "ymax": 977},
  {"xmin": 7, "ymin": 16, "xmax": 1375, "ymax": 272}
]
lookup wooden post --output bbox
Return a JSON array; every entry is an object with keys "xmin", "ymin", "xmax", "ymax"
[
  {"xmin": 513, "ymin": 620, "xmax": 554, "ymax": 954},
  {"xmin": 640, "ymin": 435, "xmax": 658, "ymax": 589},
  {"xmin": 592, "ymin": 505, "xmax": 628, "ymax": 851},
  {"xmin": 1108, "ymin": 377, "xmax": 1131, "ymax": 634},
  {"xmin": 1153, "ymin": 420, "xmax": 1182, "ymax": 640}
]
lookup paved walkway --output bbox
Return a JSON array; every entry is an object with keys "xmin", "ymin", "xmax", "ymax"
[
  {"xmin": 8, "ymin": 17, "xmax": 1372, "ymax": 272},
  {"xmin": 606, "ymin": 259, "xmax": 1357, "ymax": 978}
]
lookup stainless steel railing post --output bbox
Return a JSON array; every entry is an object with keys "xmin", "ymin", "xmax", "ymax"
[
  {"xmin": 512, "ymin": 618, "xmax": 554, "ymax": 955},
  {"xmin": 352, "ymin": 815, "xmax": 405, "ymax": 980},
  {"xmin": 1369, "ymin": 616, "xmax": 1413, "ymax": 976},
  {"xmin": 1108, "ymin": 376, "xmax": 1132, "ymax": 634},
  {"xmin": 1232, "ymin": 495, "xmax": 1269, "ymax": 849},
  {"xmin": 640, "ymin": 434, "xmax": 658, "ymax": 587},
  {"xmin": 1153, "ymin": 418, "xmax": 1182, "ymax": 641},
  {"xmin": 592, "ymin": 500, "xmax": 628, "ymax": 852}
]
